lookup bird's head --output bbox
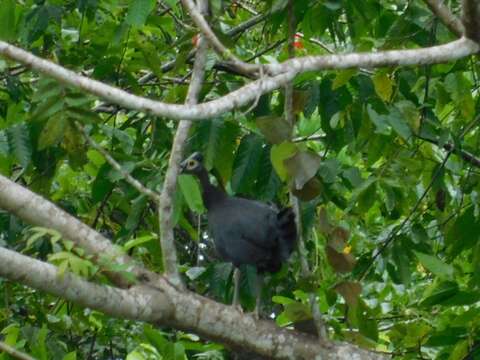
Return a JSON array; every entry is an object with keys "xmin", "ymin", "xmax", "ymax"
[{"xmin": 180, "ymin": 152, "xmax": 204, "ymax": 175}]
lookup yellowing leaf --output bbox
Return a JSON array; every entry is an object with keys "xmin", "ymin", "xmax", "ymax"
[
  {"xmin": 332, "ymin": 69, "xmax": 357, "ymax": 90},
  {"xmin": 373, "ymin": 73, "xmax": 393, "ymax": 102},
  {"xmin": 270, "ymin": 142, "xmax": 297, "ymax": 180}
]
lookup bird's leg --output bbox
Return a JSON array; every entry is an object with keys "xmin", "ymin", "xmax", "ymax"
[
  {"xmin": 254, "ymin": 273, "xmax": 264, "ymax": 319},
  {"xmin": 233, "ymin": 267, "xmax": 242, "ymax": 311}
]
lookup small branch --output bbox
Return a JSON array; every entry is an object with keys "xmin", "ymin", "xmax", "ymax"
[
  {"xmin": 360, "ymin": 115, "xmax": 480, "ymax": 279},
  {"xmin": 180, "ymin": 0, "xmax": 260, "ymax": 76},
  {"xmin": 0, "ymin": 246, "xmax": 172, "ymax": 321},
  {"xmin": 462, "ymin": 0, "xmax": 480, "ymax": 42},
  {"xmin": 233, "ymin": 0, "xmax": 258, "ymax": 15},
  {"xmin": 293, "ymin": 134, "xmax": 326, "ymax": 142},
  {"xmin": 227, "ymin": 10, "xmax": 269, "ymax": 37},
  {"xmin": 284, "ymin": 1, "xmax": 295, "ymax": 126},
  {"xmin": 138, "ymin": 11, "xmax": 269, "ymax": 84},
  {"xmin": 0, "ymin": 38, "xmax": 478, "ymax": 121},
  {"xmin": 417, "ymin": 134, "xmax": 480, "ymax": 168},
  {"xmin": 78, "ymin": 123, "xmax": 161, "ymax": 202},
  {"xmin": 0, "ymin": 340, "xmax": 36, "ymax": 360},
  {"xmin": 159, "ymin": 0, "xmax": 210, "ymax": 285},
  {"xmin": 423, "ymin": 0, "xmax": 464, "ymax": 37}
]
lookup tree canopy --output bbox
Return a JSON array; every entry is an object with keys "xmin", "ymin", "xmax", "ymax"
[{"xmin": 0, "ymin": 0, "xmax": 480, "ymax": 359}]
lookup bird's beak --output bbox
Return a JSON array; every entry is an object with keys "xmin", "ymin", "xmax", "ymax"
[{"xmin": 179, "ymin": 159, "xmax": 187, "ymax": 172}]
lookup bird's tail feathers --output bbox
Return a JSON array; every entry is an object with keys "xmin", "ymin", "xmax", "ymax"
[{"xmin": 277, "ymin": 207, "xmax": 297, "ymax": 260}]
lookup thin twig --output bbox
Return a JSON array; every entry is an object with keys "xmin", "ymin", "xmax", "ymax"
[
  {"xmin": 180, "ymin": 0, "xmax": 260, "ymax": 76},
  {"xmin": 77, "ymin": 122, "xmax": 161, "ymax": 202},
  {"xmin": 360, "ymin": 114, "xmax": 480, "ymax": 280}
]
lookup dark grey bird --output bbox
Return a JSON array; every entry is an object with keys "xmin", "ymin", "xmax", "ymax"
[{"xmin": 180, "ymin": 152, "xmax": 297, "ymax": 315}]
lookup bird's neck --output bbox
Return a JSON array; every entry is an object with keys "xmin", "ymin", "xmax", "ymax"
[{"xmin": 196, "ymin": 168, "xmax": 226, "ymax": 210}]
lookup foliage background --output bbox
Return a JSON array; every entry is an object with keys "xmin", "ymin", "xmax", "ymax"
[{"xmin": 0, "ymin": 0, "xmax": 480, "ymax": 358}]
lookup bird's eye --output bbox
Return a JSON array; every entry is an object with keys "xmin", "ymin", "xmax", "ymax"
[{"xmin": 187, "ymin": 160, "xmax": 197, "ymax": 169}]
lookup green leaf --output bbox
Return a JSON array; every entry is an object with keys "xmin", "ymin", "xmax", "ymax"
[
  {"xmin": 178, "ymin": 174, "xmax": 205, "ymax": 214},
  {"xmin": 270, "ymin": 141, "xmax": 297, "ymax": 181},
  {"xmin": 0, "ymin": 130, "xmax": 9, "ymax": 156},
  {"xmin": 91, "ymin": 164, "xmax": 114, "ymax": 203},
  {"xmin": 62, "ymin": 352, "xmax": 77, "ymax": 360},
  {"xmin": 7, "ymin": 123, "xmax": 32, "ymax": 168},
  {"xmin": 448, "ymin": 340, "xmax": 469, "ymax": 360},
  {"xmin": 256, "ymin": 115, "xmax": 292, "ymax": 144},
  {"xmin": 125, "ymin": 195, "xmax": 147, "ymax": 231},
  {"xmin": 38, "ymin": 114, "xmax": 67, "ymax": 150},
  {"xmin": 446, "ymin": 206, "xmax": 480, "ymax": 257},
  {"xmin": 415, "ymin": 251, "xmax": 453, "ymax": 278},
  {"xmin": 366, "ymin": 105, "xmax": 389, "ymax": 134},
  {"xmin": 126, "ymin": 0, "xmax": 156, "ymax": 27},
  {"xmin": 372, "ymin": 72, "xmax": 393, "ymax": 102},
  {"xmin": 231, "ymin": 134, "xmax": 264, "ymax": 194},
  {"xmin": 385, "ymin": 107, "xmax": 412, "ymax": 142},
  {"xmin": 123, "ymin": 234, "xmax": 157, "ymax": 251},
  {"xmin": 444, "ymin": 72, "xmax": 474, "ymax": 120},
  {"xmin": 332, "ymin": 69, "xmax": 357, "ymax": 90},
  {"xmin": 0, "ymin": 0, "xmax": 16, "ymax": 41},
  {"xmin": 282, "ymin": 302, "xmax": 311, "ymax": 323},
  {"xmin": 420, "ymin": 280, "xmax": 458, "ymax": 306}
]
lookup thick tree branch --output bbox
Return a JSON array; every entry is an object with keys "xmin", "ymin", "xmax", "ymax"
[
  {"xmin": 159, "ymin": 0, "xmax": 209, "ymax": 285},
  {"xmin": 0, "ymin": 246, "xmax": 172, "ymax": 321},
  {"xmin": 0, "ymin": 174, "xmax": 147, "ymax": 287},
  {"xmin": 0, "ymin": 173, "xmax": 386, "ymax": 359},
  {"xmin": 1, "ymin": 38, "xmax": 477, "ymax": 121},
  {"xmin": 462, "ymin": 0, "xmax": 480, "ymax": 42},
  {"xmin": 423, "ymin": 0, "xmax": 465, "ymax": 37}
]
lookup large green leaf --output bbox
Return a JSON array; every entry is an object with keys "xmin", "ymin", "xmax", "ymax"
[
  {"xmin": 0, "ymin": 0, "xmax": 16, "ymax": 41},
  {"xmin": 415, "ymin": 251, "xmax": 454, "ymax": 279},
  {"xmin": 178, "ymin": 174, "xmax": 205, "ymax": 214},
  {"xmin": 446, "ymin": 206, "xmax": 480, "ymax": 258},
  {"xmin": 125, "ymin": 0, "xmax": 156, "ymax": 27},
  {"xmin": 231, "ymin": 134, "xmax": 264, "ymax": 195},
  {"xmin": 7, "ymin": 123, "xmax": 32, "ymax": 168}
]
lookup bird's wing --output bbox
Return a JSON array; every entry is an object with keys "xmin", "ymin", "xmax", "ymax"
[{"xmin": 226, "ymin": 199, "xmax": 278, "ymax": 249}]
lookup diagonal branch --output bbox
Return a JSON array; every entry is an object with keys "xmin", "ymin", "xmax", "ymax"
[
  {"xmin": 77, "ymin": 122, "xmax": 161, "ymax": 202},
  {"xmin": 159, "ymin": 0, "xmax": 210, "ymax": 285},
  {"xmin": 0, "ymin": 340, "xmax": 35, "ymax": 360},
  {"xmin": 0, "ymin": 246, "xmax": 172, "ymax": 321},
  {"xmin": 138, "ymin": 10, "xmax": 270, "ymax": 83},
  {"xmin": 0, "ymin": 174, "xmax": 149, "ymax": 287},
  {"xmin": 423, "ymin": 0, "xmax": 465, "ymax": 37},
  {"xmin": 0, "ymin": 38, "xmax": 478, "ymax": 121},
  {"xmin": 180, "ymin": 0, "xmax": 259, "ymax": 76}
]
